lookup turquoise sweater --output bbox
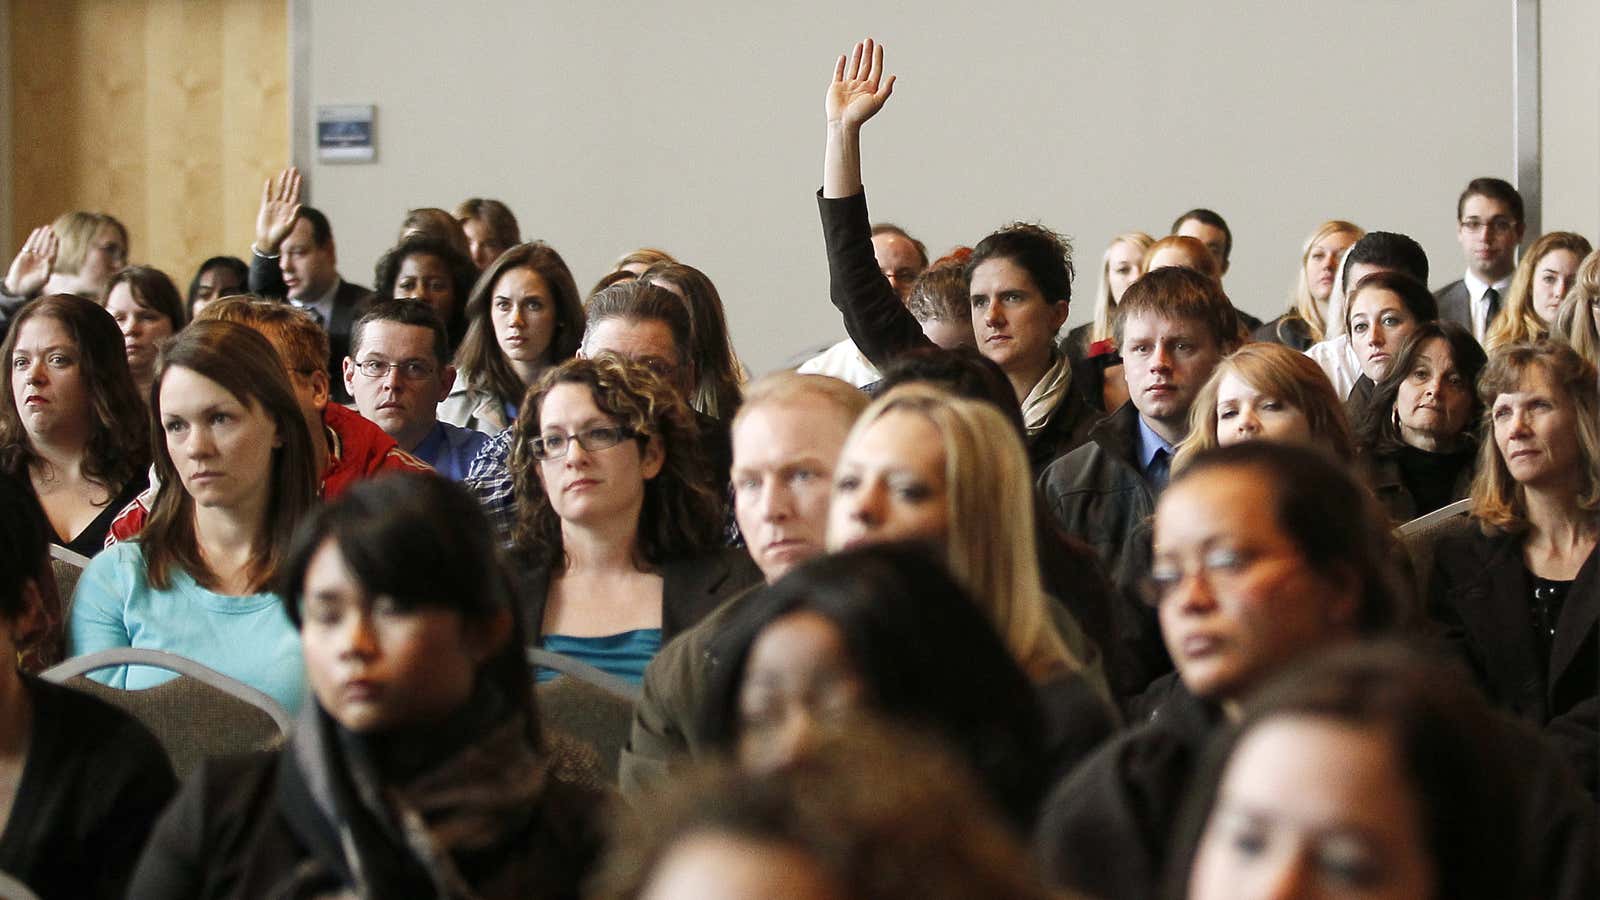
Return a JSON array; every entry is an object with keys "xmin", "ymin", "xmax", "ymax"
[{"xmin": 67, "ymin": 542, "xmax": 306, "ymax": 714}]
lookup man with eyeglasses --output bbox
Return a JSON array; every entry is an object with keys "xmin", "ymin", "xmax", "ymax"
[
  {"xmin": 1436, "ymin": 177, "xmax": 1526, "ymax": 343},
  {"xmin": 344, "ymin": 300, "xmax": 487, "ymax": 479}
]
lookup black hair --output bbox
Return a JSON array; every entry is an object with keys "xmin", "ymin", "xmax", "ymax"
[
  {"xmin": 1356, "ymin": 320, "xmax": 1487, "ymax": 456},
  {"xmin": 1166, "ymin": 643, "xmax": 1523, "ymax": 900},
  {"xmin": 298, "ymin": 207, "xmax": 333, "ymax": 247},
  {"xmin": 965, "ymin": 223, "xmax": 1073, "ymax": 306},
  {"xmin": 871, "ymin": 346, "xmax": 1024, "ymax": 439},
  {"xmin": 276, "ymin": 473, "xmax": 538, "ymax": 745},
  {"xmin": 186, "ymin": 256, "xmax": 249, "ymax": 308},
  {"xmin": 701, "ymin": 543, "xmax": 1050, "ymax": 826},
  {"xmin": 1345, "ymin": 270, "xmax": 1439, "ymax": 330},
  {"xmin": 0, "ymin": 473, "xmax": 48, "ymax": 620},
  {"xmin": 1172, "ymin": 443, "xmax": 1403, "ymax": 634},
  {"xmin": 1170, "ymin": 208, "xmax": 1233, "ymax": 262},
  {"xmin": 371, "ymin": 235, "xmax": 477, "ymax": 351},
  {"xmin": 351, "ymin": 298, "xmax": 451, "ymax": 366},
  {"xmin": 1457, "ymin": 177, "xmax": 1524, "ymax": 223},
  {"xmin": 1341, "ymin": 231, "xmax": 1430, "ymax": 286}
]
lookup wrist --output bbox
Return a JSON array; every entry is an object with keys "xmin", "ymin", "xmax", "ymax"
[{"xmin": 251, "ymin": 242, "xmax": 280, "ymax": 258}]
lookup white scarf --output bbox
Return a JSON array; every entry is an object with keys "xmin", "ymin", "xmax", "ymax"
[{"xmin": 1021, "ymin": 353, "xmax": 1072, "ymax": 437}]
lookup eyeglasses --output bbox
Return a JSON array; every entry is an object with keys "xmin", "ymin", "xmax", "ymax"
[
  {"xmin": 355, "ymin": 359, "xmax": 436, "ymax": 381},
  {"xmin": 1139, "ymin": 545, "xmax": 1293, "ymax": 607},
  {"xmin": 529, "ymin": 425, "xmax": 638, "ymax": 461},
  {"xmin": 1459, "ymin": 217, "xmax": 1518, "ymax": 236}
]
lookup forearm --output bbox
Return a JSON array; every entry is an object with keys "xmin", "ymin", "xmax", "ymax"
[
  {"xmin": 819, "ymin": 190, "xmax": 932, "ymax": 366},
  {"xmin": 822, "ymin": 122, "xmax": 864, "ymax": 199}
]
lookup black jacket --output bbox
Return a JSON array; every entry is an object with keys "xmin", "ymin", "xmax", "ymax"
[
  {"xmin": 1428, "ymin": 519, "xmax": 1599, "ymax": 793},
  {"xmin": 517, "ymin": 547, "xmax": 763, "ymax": 647},
  {"xmin": 818, "ymin": 190, "xmax": 1099, "ymax": 472}
]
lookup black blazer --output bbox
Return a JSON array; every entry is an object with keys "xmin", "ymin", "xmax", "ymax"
[
  {"xmin": 1428, "ymin": 519, "xmax": 1599, "ymax": 792},
  {"xmin": 248, "ymin": 252, "xmax": 374, "ymax": 404},
  {"xmin": 518, "ymin": 547, "xmax": 763, "ymax": 648}
]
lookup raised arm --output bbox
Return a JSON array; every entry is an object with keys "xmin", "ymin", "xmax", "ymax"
[
  {"xmin": 252, "ymin": 166, "xmax": 302, "ymax": 256},
  {"xmin": 817, "ymin": 39, "xmax": 932, "ymax": 367}
]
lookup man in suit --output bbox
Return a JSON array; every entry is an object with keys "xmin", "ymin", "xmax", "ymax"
[
  {"xmin": 249, "ymin": 166, "xmax": 373, "ymax": 403},
  {"xmin": 1434, "ymin": 177, "xmax": 1525, "ymax": 343}
]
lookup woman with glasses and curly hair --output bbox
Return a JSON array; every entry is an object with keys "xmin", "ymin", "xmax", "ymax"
[{"xmin": 509, "ymin": 355, "xmax": 758, "ymax": 686}]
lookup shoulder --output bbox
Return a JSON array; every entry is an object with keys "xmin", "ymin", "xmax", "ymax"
[
  {"xmin": 29, "ymin": 675, "xmax": 170, "ymax": 768},
  {"xmin": 1432, "ymin": 521, "xmax": 1516, "ymax": 573},
  {"xmin": 1434, "ymin": 279, "xmax": 1468, "ymax": 301},
  {"xmin": 78, "ymin": 541, "xmax": 150, "ymax": 594}
]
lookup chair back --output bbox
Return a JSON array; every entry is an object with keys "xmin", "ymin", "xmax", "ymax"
[
  {"xmin": 1398, "ymin": 500, "xmax": 1476, "ymax": 608},
  {"xmin": 0, "ymin": 870, "xmax": 42, "ymax": 900},
  {"xmin": 530, "ymin": 648, "xmax": 638, "ymax": 785},
  {"xmin": 42, "ymin": 648, "xmax": 290, "ymax": 778},
  {"xmin": 48, "ymin": 545, "xmax": 91, "ymax": 620}
]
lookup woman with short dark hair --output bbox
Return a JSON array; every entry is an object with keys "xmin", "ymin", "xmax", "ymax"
[{"xmin": 102, "ymin": 265, "xmax": 186, "ymax": 402}]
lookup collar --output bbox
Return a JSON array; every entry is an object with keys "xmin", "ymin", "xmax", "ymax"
[
  {"xmin": 293, "ymin": 277, "xmax": 343, "ymax": 317},
  {"xmin": 1463, "ymin": 269, "xmax": 1512, "ymax": 302},
  {"xmin": 1136, "ymin": 415, "xmax": 1174, "ymax": 471},
  {"xmin": 410, "ymin": 421, "xmax": 448, "ymax": 460}
]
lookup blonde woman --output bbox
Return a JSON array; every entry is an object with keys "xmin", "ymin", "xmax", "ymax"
[
  {"xmin": 826, "ymin": 385, "xmax": 1109, "ymax": 698},
  {"xmin": 1063, "ymin": 232, "xmax": 1154, "ymax": 354},
  {"xmin": 1554, "ymin": 249, "xmax": 1600, "ymax": 365},
  {"xmin": 1485, "ymin": 231, "xmax": 1593, "ymax": 352},
  {"xmin": 1172, "ymin": 342, "xmax": 1354, "ymax": 472},
  {"xmin": 1256, "ymin": 220, "xmax": 1364, "ymax": 350}
]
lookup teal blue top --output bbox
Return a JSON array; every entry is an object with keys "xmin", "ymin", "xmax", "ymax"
[
  {"xmin": 537, "ymin": 629, "xmax": 662, "ymax": 686},
  {"xmin": 66, "ymin": 542, "xmax": 306, "ymax": 714}
]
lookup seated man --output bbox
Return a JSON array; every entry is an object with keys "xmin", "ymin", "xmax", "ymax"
[
  {"xmin": 108, "ymin": 298, "xmax": 429, "ymax": 541},
  {"xmin": 343, "ymin": 299, "xmax": 487, "ymax": 479},
  {"xmin": 1037, "ymin": 267, "xmax": 1239, "ymax": 697},
  {"xmin": 618, "ymin": 372, "xmax": 869, "ymax": 796},
  {"xmin": 1170, "ymin": 207, "xmax": 1261, "ymax": 331}
]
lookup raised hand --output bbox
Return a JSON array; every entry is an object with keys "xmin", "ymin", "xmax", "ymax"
[
  {"xmin": 826, "ymin": 38, "xmax": 896, "ymax": 132},
  {"xmin": 254, "ymin": 166, "xmax": 303, "ymax": 254},
  {"xmin": 4, "ymin": 226, "xmax": 59, "ymax": 298}
]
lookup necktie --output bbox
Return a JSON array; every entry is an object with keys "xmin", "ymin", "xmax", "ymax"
[
  {"xmin": 291, "ymin": 301, "xmax": 325, "ymax": 327},
  {"xmin": 1149, "ymin": 447, "xmax": 1171, "ymax": 492},
  {"xmin": 1483, "ymin": 287, "xmax": 1501, "ymax": 330}
]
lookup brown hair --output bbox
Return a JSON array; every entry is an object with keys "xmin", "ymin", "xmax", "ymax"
[
  {"xmin": 1113, "ymin": 265, "xmax": 1243, "ymax": 352},
  {"xmin": 1470, "ymin": 340, "xmax": 1600, "ymax": 534},
  {"xmin": 1485, "ymin": 231, "xmax": 1593, "ymax": 352},
  {"xmin": 141, "ymin": 321, "xmax": 318, "ymax": 592},
  {"xmin": 453, "ymin": 198, "xmax": 521, "ymax": 253},
  {"xmin": 0, "ymin": 295, "xmax": 150, "ymax": 492},
  {"xmin": 453, "ymin": 242, "xmax": 584, "ymax": 408},
  {"xmin": 907, "ymin": 259, "xmax": 970, "ymax": 323},
  {"xmin": 509, "ymin": 355, "xmax": 723, "ymax": 570},
  {"xmin": 1141, "ymin": 234, "xmax": 1221, "ymax": 281},
  {"xmin": 1174, "ymin": 342, "xmax": 1354, "ymax": 470},
  {"xmin": 640, "ymin": 262, "xmax": 746, "ymax": 420},
  {"xmin": 397, "ymin": 207, "xmax": 470, "ymax": 261},
  {"xmin": 104, "ymin": 265, "xmax": 187, "ymax": 330},
  {"xmin": 198, "ymin": 296, "xmax": 328, "ymax": 375}
]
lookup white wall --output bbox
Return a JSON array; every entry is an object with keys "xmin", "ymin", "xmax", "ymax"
[
  {"xmin": 297, "ymin": 1, "xmax": 1517, "ymax": 374},
  {"xmin": 1541, "ymin": 0, "xmax": 1600, "ymax": 240}
]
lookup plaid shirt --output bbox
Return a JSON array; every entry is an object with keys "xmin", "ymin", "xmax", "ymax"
[{"xmin": 464, "ymin": 428, "xmax": 518, "ymax": 547}]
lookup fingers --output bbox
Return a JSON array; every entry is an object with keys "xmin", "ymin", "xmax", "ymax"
[
  {"xmin": 845, "ymin": 41, "xmax": 863, "ymax": 82},
  {"xmin": 285, "ymin": 167, "xmax": 302, "ymax": 205},
  {"xmin": 832, "ymin": 53, "xmax": 846, "ymax": 84},
  {"xmin": 42, "ymin": 229, "xmax": 58, "ymax": 262},
  {"xmin": 866, "ymin": 39, "xmax": 882, "ymax": 86},
  {"xmin": 23, "ymin": 226, "xmax": 47, "ymax": 255},
  {"xmin": 877, "ymin": 73, "xmax": 897, "ymax": 104}
]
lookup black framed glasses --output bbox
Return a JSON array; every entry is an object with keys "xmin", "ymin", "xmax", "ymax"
[
  {"xmin": 529, "ymin": 425, "xmax": 638, "ymax": 461},
  {"xmin": 355, "ymin": 359, "xmax": 437, "ymax": 381}
]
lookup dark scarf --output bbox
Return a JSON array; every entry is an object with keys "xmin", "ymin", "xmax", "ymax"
[{"xmin": 272, "ymin": 683, "xmax": 551, "ymax": 900}]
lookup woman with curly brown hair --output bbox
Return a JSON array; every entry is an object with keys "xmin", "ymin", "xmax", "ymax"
[
  {"xmin": 1, "ymin": 294, "xmax": 150, "ymax": 556},
  {"xmin": 510, "ymin": 355, "xmax": 757, "ymax": 686}
]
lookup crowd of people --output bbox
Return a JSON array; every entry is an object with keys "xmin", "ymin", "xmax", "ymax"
[{"xmin": 0, "ymin": 35, "xmax": 1597, "ymax": 900}]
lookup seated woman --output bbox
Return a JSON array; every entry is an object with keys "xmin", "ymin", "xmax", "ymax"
[
  {"xmin": 1174, "ymin": 342, "xmax": 1355, "ymax": 469},
  {"xmin": 510, "ymin": 355, "xmax": 757, "ymax": 686},
  {"xmin": 454, "ymin": 197, "xmax": 522, "ymax": 270},
  {"xmin": 102, "ymin": 266, "xmax": 186, "ymax": 402},
  {"xmin": 1553, "ymin": 248, "xmax": 1600, "ymax": 367},
  {"xmin": 185, "ymin": 255, "xmax": 248, "ymax": 319},
  {"xmin": 593, "ymin": 725, "xmax": 1057, "ymax": 900},
  {"xmin": 441, "ymin": 242, "xmax": 584, "ymax": 434},
  {"xmin": 702, "ymin": 544, "xmax": 1057, "ymax": 828},
  {"xmin": 1174, "ymin": 645, "xmax": 1596, "ymax": 900},
  {"xmin": 1035, "ymin": 442, "xmax": 1402, "ymax": 900},
  {"xmin": 1143, "ymin": 235, "xmax": 1222, "ymax": 281},
  {"xmin": 1, "ymin": 294, "xmax": 150, "ymax": 556},
  {"xmin": 1062, "ymin": 231, "xmax": 1151, "ymax": 415},
  {"xmin": 42, "ymin": 211, "xmax": 128, "ymax": 301},
  {"xmin": 1255, "ymin": 219, "xmax": 1364, "ymax": 350},
  {"xmin": 68, "ymin": 320, "xmax": 318, "ymax": 713},
  {"xmin": 396, "ymin": 206, "xmax": 472, "ymax": 262},
  {"xmin": 130, "ymin": 473, "xmax": 606, "ymax": 898},
  {"xmin": 1428, "ymin": 339, "xmax": 1599, "ymax": 795},
  {"xmin": 1355, "ymin": 321, "xmax": 1487, "ymax": 523},
  {"xmin": 1485, "ymin": 231, "xmax": 1592, "ymax": 353},
  {"xmin": 1344, "ymin": 270, "xmax": 1438, "ymax": 408},
  {"xmin": 826, "ymin": 385, "xmax": 1116, "ymax": 757},
  {"xmin": 639, "ymin": 261, "xmax": 747, "ymax": 421},
  {"xmin": 817, "ymin": 39, "xmax": 1099, "ymax": 471},
  {"xmin": 0, "ymin": 475, "xmax": 176, "ymax": 900},
  {"xmin": 372, "ymin": 234, "xmax": 478, "ymax": 354}
]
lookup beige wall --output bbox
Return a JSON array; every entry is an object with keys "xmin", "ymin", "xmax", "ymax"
[
  {"xmin": 7, "ymin": 0, "xmax": 288, "ymax": 293},
  {"xmin": 1541, "ymin": 0, "xmax": 1600, "ymax": 240},
  {"xmin": 296, "ymin": 3, "xmax": 1518, "ymax": 371}
]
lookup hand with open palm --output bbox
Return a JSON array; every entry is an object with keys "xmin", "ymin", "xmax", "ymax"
[
  {"xmin": 826, "ymin": 38, "xmax": 896, "ymax": 132},
  {"xmin": 4, "ymin": 226, "xmax": 59, "ymax": 298},
  {"xmin": 254, "ymin": 166, "xmax": 303, "ymax": 255}
]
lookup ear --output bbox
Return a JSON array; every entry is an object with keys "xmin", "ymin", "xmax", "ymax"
[
  {"xmin": 437, "ymin": 364, "xmax": 457, "ymax": 402},
  {"xmin": 640, "ymin": 433, "xmax": 666, "ymax": 480},
  {"xmin": 341, "ymin": 356, "xmax": 357, "ymax": 398},
  {"xmin": 327, "ymin": 238, "xmax": 338, "ymax": 267},
  {"xmin": 1049, "ymin": 299, "xmax": 1070, "ymax": 331},
  {"xmin": 309, "ymin": 368, "xmax": 331, "ymax": 412},
  {"xmin": 1322, "ymin": 566, "xmax": 1363, "ymax": 632}
]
